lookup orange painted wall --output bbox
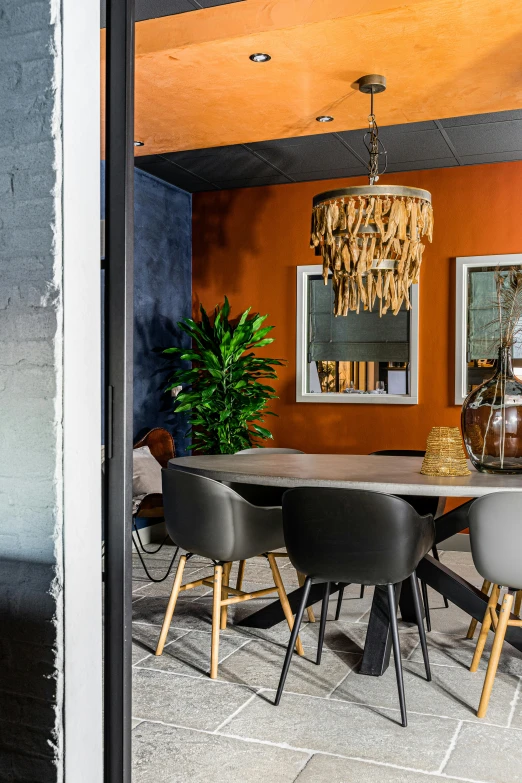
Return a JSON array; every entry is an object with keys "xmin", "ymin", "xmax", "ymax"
[{"xmin": 192, "ymin": 162, "xmax": 522, "ymax": 466}]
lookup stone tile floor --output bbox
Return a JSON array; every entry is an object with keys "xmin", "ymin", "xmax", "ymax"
[{"xmin": 132, "ymin": 547, "xmax": 522, "ymax": 783}]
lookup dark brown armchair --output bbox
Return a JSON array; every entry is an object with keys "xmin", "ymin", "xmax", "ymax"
[
  {"xmin": 132, "ymin": 428, "xmax": 178, "ymax": 582},
  {"xmin": 133, "ymin": 427, "xmax": 175, "ymax": 521}
]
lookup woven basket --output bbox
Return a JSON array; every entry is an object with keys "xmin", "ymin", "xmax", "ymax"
[{"xmin": 420, "ymin": 427, "xmax": 471, "ymax": 477}]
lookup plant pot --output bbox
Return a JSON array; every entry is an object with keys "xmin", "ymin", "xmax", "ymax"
[{"xmin": 462, "ymin": 346, "xmax": 522, "ymax": 474}]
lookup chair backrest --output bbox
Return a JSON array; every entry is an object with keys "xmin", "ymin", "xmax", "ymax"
[
  {"xmin": 282, "ymin": 487, "xmax": 434, "ymax": 585},
  {"xmin": 370, "ymin": 450, "xmax": 439, "ymax": 518},
  {"xmin": 134, "ymin": 428, "xmax": 175, "ymax": 468},
  {"xmin": 235, "ymin": 448, "xmax": 305, "ymax": 455},
  {"xmin": 469, "ymin": 492, "xmax": 522, "ymax": 589},
  {"xmin": 162, "ymin": 468, "xmax": 284, "ymax": 562}
]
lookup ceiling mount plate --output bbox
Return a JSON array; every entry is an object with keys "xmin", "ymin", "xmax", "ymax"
[{"xmin": 357, "ymin": 74, "xmax": 387, "ymax": 94}]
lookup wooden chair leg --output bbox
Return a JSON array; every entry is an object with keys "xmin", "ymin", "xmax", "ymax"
[
  {"xmin": 476, "ymin": 590, "xmax": 514, "ymax": 718},
  {"xmin": 210, "ymin": 564, "xmax": 223, "ymax": 679},
  {"xmin": 297, "ymin": 570, "xmax": 316, "ymax": 623},
  {"xmin": 220, "ymin": 561, "xmax": 232, "ymax": 630},
  {"xmin": 470, "ymin": 583, "xmax": 500, "ymax": 672},
  {"xmin": 515, "ymin": 590, "xmax": 522, "ymax": 618},
  {"xmin": 466, "ymin": 580, "xmax": 492, "ymax": 639},
  {"xmin": 267, "ymin": 553, "xmax": 305, "ymax": 656},
  {"xmin": 236, "ymin": 560, "xmax": 246, "ymax": 591},
  {"xmin": 155, "ymin": 554, "xmax": 187, "ymax": 656}
]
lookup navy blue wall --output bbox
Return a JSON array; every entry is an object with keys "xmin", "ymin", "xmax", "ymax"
[
  {"xmin": 133, "ymin": 168, "xmax": 192, "ymax": 455},
  {"xmin": 101, "ymin": 163, "xmax": 192, "ymax": 457}
]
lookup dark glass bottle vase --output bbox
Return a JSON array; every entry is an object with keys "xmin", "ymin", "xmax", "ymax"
[{"xmin": 462, "ymin": 347, "xmax": 522, "ymax": 474}]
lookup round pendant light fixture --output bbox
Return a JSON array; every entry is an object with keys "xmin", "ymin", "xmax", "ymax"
[{"xmin": 310, "ymin": 75, "xmax": 433, "ymax": 317}]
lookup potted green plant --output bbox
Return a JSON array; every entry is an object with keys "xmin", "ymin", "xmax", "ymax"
[{"xmin": 164, "ymin": 297, "xmax": 285, "ymax": 454}]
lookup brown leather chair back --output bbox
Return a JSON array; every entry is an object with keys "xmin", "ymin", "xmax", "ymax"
[{"xmin": 134, "ymin": 427, "xmax": 175, "ymax": 468}]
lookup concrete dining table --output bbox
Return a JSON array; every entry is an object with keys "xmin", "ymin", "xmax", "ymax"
[{"xmin": 168, "ymin": 453, "xmax": 522, "ymax": 677}]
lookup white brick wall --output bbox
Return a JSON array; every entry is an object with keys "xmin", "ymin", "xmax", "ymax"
[{"xmin": 0, "ymin": 0, "xmax": 63, "ymax": 779}]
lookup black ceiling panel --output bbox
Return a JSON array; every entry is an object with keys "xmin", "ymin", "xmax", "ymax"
[
  {"xmin": 291, "ymin": 166, "xmax": 367, "ymax": 183},
  {"xmin": 384, "ymin": 158, "xmax": 458, "ymax": 173},
  {"xmin": 338, "ymin": 125, "xmax": 452, "ymax": 164},
  {"xmin": 251, "ymin": 135, "xmax": 360, "ymax": 176},
  {"xmin": 135, "ymin": 110, "xmax": 522, "ymax": 193},
  {"xmin": 212, "ymin": 174, "xmax": 291, "ymax": 189},
  {"xmin": 444, "ymin": 120, "xmax": 522, "ymax": 157},
  {"xmin": 440, "ymin": 109, "xmax": 522, "ymax": 127},
  {"xmin": 135, "ymin": 156, "xmax": 218, "ymax": 192},
  {"xmin": 166, "ymin": 146, "xmax": 282, "ymax": 181},
  {"xmin": 459, "ymin": 150, "xmax": 522, "ymax": 166}
]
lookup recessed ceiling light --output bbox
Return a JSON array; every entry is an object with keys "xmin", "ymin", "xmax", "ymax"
[
  {"xmin": 316, "ymin": 115, "xmax": 334, "ymax": 123},
  {"xmin": 249, "ymin": 53, "xmax": 271, "ymax": 62},
  {"xmin": 134, "ymin": 140, "xmax": 144, "ymax": 147}
]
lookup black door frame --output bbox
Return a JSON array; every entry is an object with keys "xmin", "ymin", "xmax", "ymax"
[{"xmin": 104, "ymin": 0, "xmax": 135, "ymax": 780}]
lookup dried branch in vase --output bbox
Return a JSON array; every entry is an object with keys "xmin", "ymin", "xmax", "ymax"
[{"xmin": 490, "ymin": 267, "xmax": 522, "ymax": 348}]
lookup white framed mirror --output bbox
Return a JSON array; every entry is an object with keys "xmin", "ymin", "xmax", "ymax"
[
  {"xmin": 296, "ymin": 265, "xmax": 419, "ymax": 404},
  {"xmin": 455, "ymin": 254, "xmax": 522, "ymax": 405}
]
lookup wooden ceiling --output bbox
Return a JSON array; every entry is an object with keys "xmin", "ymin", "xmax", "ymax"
[{"xmin": 100, "ymin": 0, "xmax": 522, "ymax": 156}]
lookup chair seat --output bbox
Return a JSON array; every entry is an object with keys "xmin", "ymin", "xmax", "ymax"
[{"xmin": 135, "ymin": 493, "xmax": 164, "ymax": 518}]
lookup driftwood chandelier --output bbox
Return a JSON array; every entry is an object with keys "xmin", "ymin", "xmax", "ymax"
[{"xmin": 310, "ymin": 75, "xmax": 434, "ymax": 317}]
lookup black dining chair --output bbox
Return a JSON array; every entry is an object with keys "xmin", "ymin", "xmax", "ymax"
[
  {"xmin": 230, "ymin": 448, "xmax": 318, "ymax": 623},
  {"xmin": 334, "ymin": 450, "xmax": 448, "ymax": 627},
  {"xmin": 275, "ymin": 487, "xmax": 435, "ymax": 727},
  {"xmin": 156, "ymin": 468, "xmax": 305, "ymax": 678}
]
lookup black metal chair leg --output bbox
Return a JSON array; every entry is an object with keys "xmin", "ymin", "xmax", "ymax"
[
  {"xmin": 387, "ymin": 583, "xmax": 407, "ymax": 727},
  {"xmin": 420, "ymin": 580, "xmax": 432, "ymax": 632},
  {"xmin": 317, "ymin": 582, "xmax": 330, "ymax": 665},
  {"xmin": 360, "ymin": 585, "xmax": 365, "ymax": 599},
  {"xmin": 431, "ymin": 546, "xmax": 450, "ymax": 608},
  {"xmin": 132, "ymin": 536, "xmax": 180, "ymax": 583},
  {"xmin": 410, "ymin": 572, "xmax": 431, "ymax": 681},
  {"xmin": 335, "ymin": 585, "xmax": 345, "ymax": 621},
  {"xmin": 275, "ymin": 576, "xmax": 312, "ymax": 706}
]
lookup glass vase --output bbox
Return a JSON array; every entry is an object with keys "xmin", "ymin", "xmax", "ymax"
[{"xmin": 462, "ymin": 346, "xmax": 522, "ymax": 474}]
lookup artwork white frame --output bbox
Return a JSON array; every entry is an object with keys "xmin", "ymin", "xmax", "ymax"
[
  {"xmin": 296, "ymin": 265, "xmax": 419, "ymax": 404},
  {"xmin": 454, "ymin": 254, "xmax": 522, "ymax": 405}
]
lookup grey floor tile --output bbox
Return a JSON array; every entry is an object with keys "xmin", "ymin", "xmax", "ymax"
[
  {"xmin": 133, "ymin": 721, "xmax": 309, "ymax": 783},
  {"xmin": 417, "ymin": 597, "xmax": 475, "ymax": 635},
  {"xmin": 222, "ymin": 691, "xmax": 458, "ymax": 771},
  {"xmin": 409, "ymin": 631, "xmax": 522, "ymax": 675},
  {"xmin": 332, "ymin": 658, "xmax": 518, "ymax": 725},
  {"xmin": 132, "ymin": 719, "xmax": 143, "ymax": 730},
  {"xmin": 217, "ymin": 639, "xmax": 360, "ymax": 696},
  {"xmin": 133, "ymin": 595, "xmax": 215, "ymax": 631},
  {"xmin": 132, "ymin": 623, "xmax": 189, "ymax": 665},
  {"xmin": 295, "ymin": 754, "xmax": 466, "ymax": 782},
  {"xmin": 132, "ymin": 668, "xmax": 257, "ymax": 731},
  {"xmin": 439, "ymin": 551, "xmax": 474, "ymax": 567},
  {"xmin": 137, "ymin": 568, "xmax": 214, "ymax": 600},
  {"xmin": 137, "ymin": 629, "xmax": 251, "ymax": 677},
  {"xmin": 507, "ymin": 679, "xmax": 522, "ymax": 729},
  {"xmin": 133, "ymin": 579, "xmax": 152, "ymax": 592},
  {"xmin": 444, "ymin": 722, "xmax": 522, "ymax": 783}
]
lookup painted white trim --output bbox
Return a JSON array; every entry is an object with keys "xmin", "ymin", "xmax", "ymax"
[
  {"xmin": 454, "ymin": 254, "xmax": 522, "ymax": 405},
  {"xmin": 62, "ymin": 0, "xmax": 103, "ymax": 779},
  {"xmin": 296, "ymin": 265, "xmax": 419, "ymax": 404}
]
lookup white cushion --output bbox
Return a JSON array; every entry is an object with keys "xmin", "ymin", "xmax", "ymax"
[{"xmin": 133, "ymin": 445, "xmax": 162, "ymax": 497}]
